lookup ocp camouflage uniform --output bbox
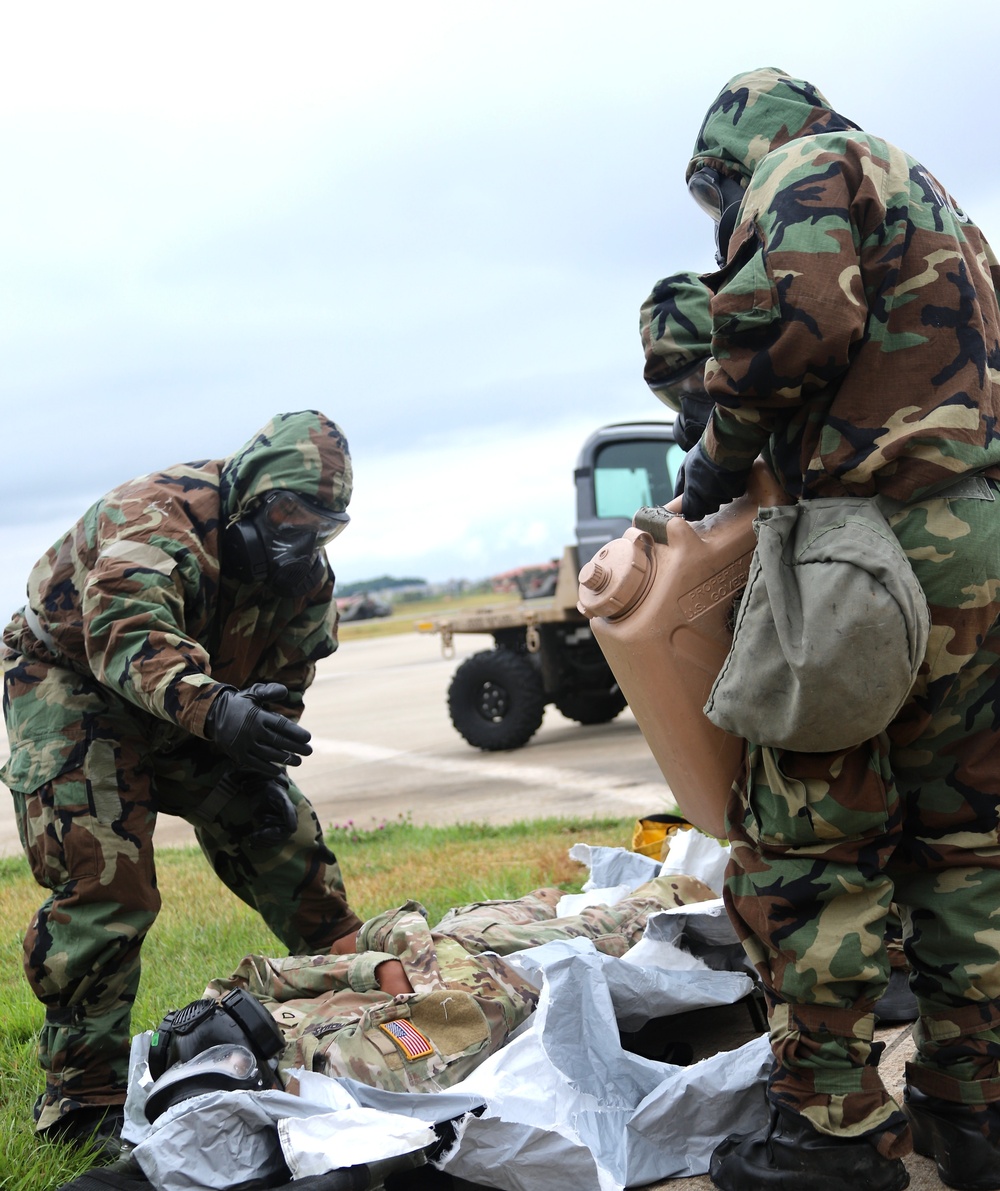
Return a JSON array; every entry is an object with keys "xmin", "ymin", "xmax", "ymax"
[
  {"xmin": 0, "ymin": 411, "xmax": 362, "ymax": 1131},
  {"xmin": 206, "ymin": 874, "xmax": 716, "ymax": 1093},
  {"xmin": 685, "ymin": 68, "xmax": 1000, "ymax": 1157}
]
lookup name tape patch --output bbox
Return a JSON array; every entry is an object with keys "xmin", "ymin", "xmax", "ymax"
[{"xmin": 379, "ymin": 1019, "xmax": 434, "ymax": 1061}]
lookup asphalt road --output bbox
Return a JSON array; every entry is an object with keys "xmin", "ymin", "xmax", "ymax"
[{"xmin": 0, "ymin": 629, "xmax": 675, "ymax": 858}]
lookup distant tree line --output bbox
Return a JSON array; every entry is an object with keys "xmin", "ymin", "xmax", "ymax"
[{"xmin": 335, "ymin": 575, "xmax": 427, "ymax": 598}]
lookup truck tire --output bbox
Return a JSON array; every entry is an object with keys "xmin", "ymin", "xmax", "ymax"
[
  {"xmin": 553, "ymin": 686, "xmax": 628, "ymax": 725},
  {"xmin": 448, "ymin": 648, "xmax": 546, "ymax": 750}
]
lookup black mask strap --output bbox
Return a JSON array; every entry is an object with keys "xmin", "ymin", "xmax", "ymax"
[{"xmin": 716, "ymin": 200, "xmax": 742, "ymax": 266}]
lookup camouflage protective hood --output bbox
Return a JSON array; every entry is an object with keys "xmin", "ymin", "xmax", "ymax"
[
  {"xmin": 686, "ymin": 67, "xmax": 861, "ymax": 187},
  {"xmin": 220, "ymin": 410, "xmax": 353, "ymax": 525}
]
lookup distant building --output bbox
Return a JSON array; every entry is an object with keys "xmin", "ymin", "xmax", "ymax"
[{"xmin": 490, "ymin": 560, "xmax": 560, "ymax": 597}]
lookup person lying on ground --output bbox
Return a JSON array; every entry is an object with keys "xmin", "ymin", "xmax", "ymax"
[{"xmin": 190, "ymin": 871, "xmax": 719, "ymax": 1096}]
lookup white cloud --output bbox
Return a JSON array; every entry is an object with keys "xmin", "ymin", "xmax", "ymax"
[
  {"xmin": 2, "ymin": 0, "xmax": 1000, "ymax": 613},
  {"xmin": 331, "ymin": 416, "xmax": 611, "ymax": 584}
]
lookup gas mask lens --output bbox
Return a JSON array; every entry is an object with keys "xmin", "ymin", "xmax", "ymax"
[
  {"xmin": 181, "ymin": 1042, "xmax": 258, "ymax": 1080},
  {"xmin": 688, "ymin": 168, "xmax": 748, "ymax": 267},
  {"xmin": 144, "ymin": 1044, "xmax": 269, "ymax": 1122},
  {"xmin": 261, "ymin": 491, "xmax": 350, "ymax": 547},
  {"xmin": 688, "ymin": 168, "xmax": 726, "ymax": 221}
]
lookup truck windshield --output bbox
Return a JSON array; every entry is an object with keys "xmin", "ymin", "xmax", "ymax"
[{"xmin": 593, "ymin": 440, "xmax": 685, "ymax": 516}]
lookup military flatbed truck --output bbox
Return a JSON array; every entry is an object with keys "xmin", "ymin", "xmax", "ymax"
[{"xmin": 419, "ymin": 421, "xmax": 683, "ymax": 750}]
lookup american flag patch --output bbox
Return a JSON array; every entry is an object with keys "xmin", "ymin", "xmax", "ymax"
[{"xmin": 379, "ymin": 1018, "xmax": 434, "ymax": 1060}]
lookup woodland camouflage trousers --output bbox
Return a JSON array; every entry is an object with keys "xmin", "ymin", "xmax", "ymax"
[
  {"xmin": 1, "ymin": 652, "xmax": 359, "ymax": 1131},
  {"xmin": 725, "ymin": 478, "xmax": 1000, "ymax": 1159}
]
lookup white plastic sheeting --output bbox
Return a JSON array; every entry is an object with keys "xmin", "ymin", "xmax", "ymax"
[
  {"xmin": 123, "ymin": 841, "xmax": 770, "ymax": 1190},
  {"xmin": 435, "ymin": 941, "xmax": 770, "ymax": 1189}
]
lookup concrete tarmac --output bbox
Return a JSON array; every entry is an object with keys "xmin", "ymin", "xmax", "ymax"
[
  {"xmin": 0, "ymin": 630, "xmax": 676, "ymax": 857},
  {"xmin": 0, "ymin": 630, "xmax": 950, "ymax": 1188}
]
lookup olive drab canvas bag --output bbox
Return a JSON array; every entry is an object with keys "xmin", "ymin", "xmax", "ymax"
[{"xmin": 703, "ymin": 496, "xmax": 930, "ymax": 753}]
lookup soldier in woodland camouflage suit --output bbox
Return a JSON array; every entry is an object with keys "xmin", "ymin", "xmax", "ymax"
[
  {"xmin": 0, "ymin": 411, "xmax": 362, "ymax": 1153},
  {"xmin": 641, "ymin": 269, "xmax": 918, "ymax": 1030},
  {"xmin": 203, "ymin": 873, "xmax": 716, "ymax": 1094},
  {"xmin": 671, "ymin": 69, "xmax": 1000, "ymax": 1191}
]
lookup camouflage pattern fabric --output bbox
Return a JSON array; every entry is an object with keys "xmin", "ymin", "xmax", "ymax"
[
  {"xmin": 639, "ymin": 270, "xmax": 714, "ymax": 409},
  {"xmin": 639, "ymin": 273, "xmax": 913, "ymax": 985},
  {"xmin": 677, "ymin": 69, "xmax": 1000, "ymax": 1156},
  {"xmin": 726, "ymin": 472, "xmax": 1000, "ymax": 1158},
  {"xmin": 688, "ymin": 68, "xmax": 1000, "ymax": 505},
  {"xmin": 2, "ymin": 410, "xmax": 351, "ymax": 735},
  {"xmin": 206, "ymin": 874, "xmax": 716, "ymax": 1094},
  {"xmin": 0, "ymin": 411, "xmax": 360, "ymax": 1130}
]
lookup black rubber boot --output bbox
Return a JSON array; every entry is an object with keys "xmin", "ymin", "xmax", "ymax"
[
  {"xmin": 874, "ymin": 968, "xmax": 919, "ymax": 1025},
  {"xmin": 709, "ymin": 1104, "xmax": 909, "ymax": 1191},
  {"xmin": 904, "ymin": 1086, "xmax": 1000, "ymax": 1190},
  {"xmin": 43, "ymin": 1106, "xmax": 129, "ymax": 1162},
  {"xmin": 55, "ymin": 1170, "xmax": 149, "ymax": 1191}
]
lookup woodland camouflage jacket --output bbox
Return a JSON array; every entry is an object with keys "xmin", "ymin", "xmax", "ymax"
[
  {"xmin": 1, "ymin": 411, "xmax": 352, "ymax": 739},
  {"xmin": 639, "ymin": 269, "xmax": 714, "ymax": 409},
  {"xmin": 688, "ymin": 68, "xmax": 1000, "ymax": 501}
]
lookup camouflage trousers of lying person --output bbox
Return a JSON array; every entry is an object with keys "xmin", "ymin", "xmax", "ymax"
[
  {"xmin": 0, "ymin": 651, "xmax": 360, "ymax": 1132},
  {"xmin": 723, "ymin": 478, "xmax": 1000, "ymax": 1159},
  {"xmin": 205, "ymin": 872, "xmax": 717, "ymax": 1094}
]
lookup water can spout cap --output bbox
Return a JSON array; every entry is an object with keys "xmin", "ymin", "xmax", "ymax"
[{"xmin": 577, "ymin": 528, "xmax": 654, "ymax": 619}]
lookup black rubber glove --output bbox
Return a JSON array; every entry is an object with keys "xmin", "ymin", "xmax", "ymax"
[
  {"xmin": 673, "ymin": 393, "xmax": 714, "ymax": 453},
  {"xmin": 242, "ymin": 772, "xmax": 298, "ymax": 848},
  {"xmin": 199, "ymin": 768, "xmax": 299, "ymax": 849},
  {"xmin": 206, "ymin": 682, "xmax": 312, "ymax": 775},
  {"xmin": 673, "ymin": 451, "xmax": 689, "ymax": 500},
  {"xmin": 680, "ymin": 441, "xmax": 752, "ymax": 521}
]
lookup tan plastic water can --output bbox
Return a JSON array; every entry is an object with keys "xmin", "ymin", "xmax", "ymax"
[{"xmin": 577, "ymin": 462, "xmax": 788, "ymax": 838}]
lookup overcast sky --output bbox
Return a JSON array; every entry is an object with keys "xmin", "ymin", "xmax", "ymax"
[{"xmin": 3, "ymin": 1, "xmax": 1000, "ymax": 619}]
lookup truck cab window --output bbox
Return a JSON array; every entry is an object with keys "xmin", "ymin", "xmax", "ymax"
[{"xmin": 593, "ymin": 440, "xmax": 681, "ymax": 517}]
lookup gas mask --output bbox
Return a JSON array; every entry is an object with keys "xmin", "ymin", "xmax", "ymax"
[
  {"xmin": 688, "ymin": 166, "xmax": 747, "ymax": 267},
  {"xmin": 224, "ymin": 489, "xmax": 350, "ymax": 596},
  {"xmin": 145, "ymin": 987, "xmax": 285, "ymax": 1122},
  {"xmin": 144, "ymin": 1044, "xmax": 270, "ymax": 1123}
]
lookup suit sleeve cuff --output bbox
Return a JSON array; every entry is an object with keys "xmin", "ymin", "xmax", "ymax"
[{"xmin": 347, "ymin": 951, "xmax": 397, "ymax": 993}]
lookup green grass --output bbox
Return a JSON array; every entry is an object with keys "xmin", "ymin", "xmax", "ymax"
[
  {"xmin": 0, "ymin": 814, "xmax": 633, "ymax": 1190},
  {"xmin": 337, "ymin": 588, "xmax": 520, "ymax": 642}
]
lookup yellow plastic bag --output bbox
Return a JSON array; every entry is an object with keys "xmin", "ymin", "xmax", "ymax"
[{"xmin": 631, "ymin": 813, "xmax": 691, "ymax": 860}]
